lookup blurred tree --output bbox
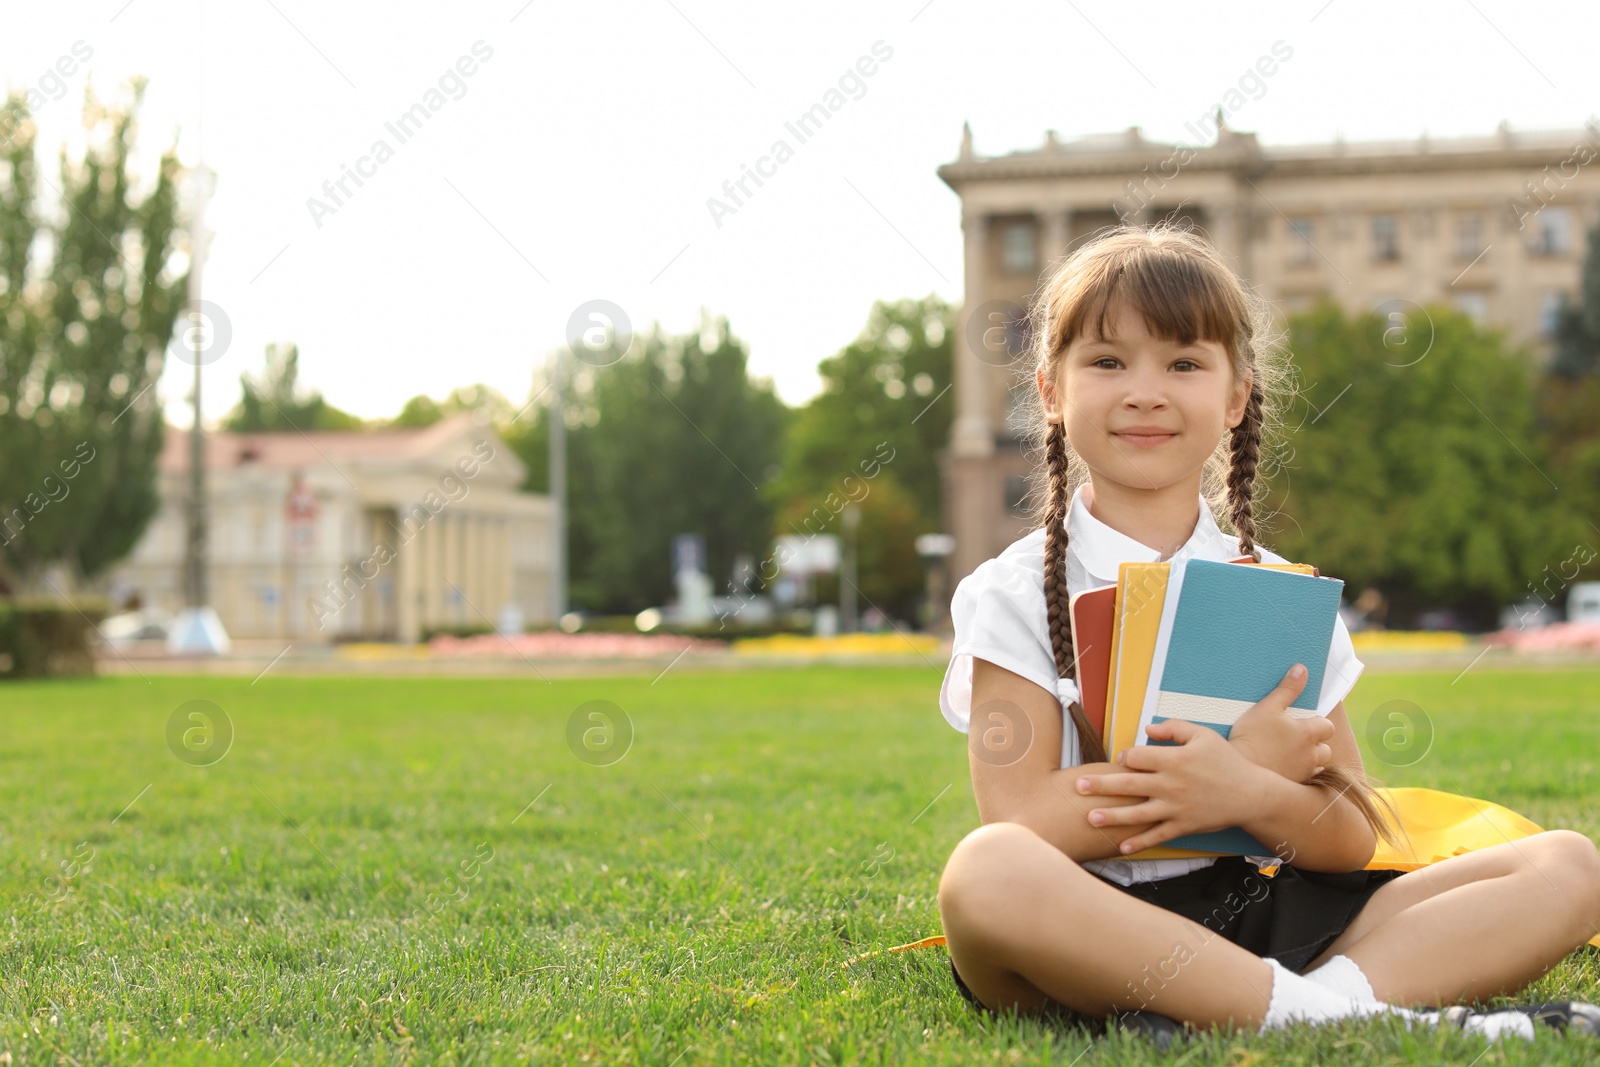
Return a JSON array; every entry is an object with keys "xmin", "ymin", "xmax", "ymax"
[
  {"xmin": 766, "ymin": 294, "xmax": 953, "ymax": 528},
  {"xmin": 388, "ymin": 383, "xmax": 515, "ymax": 429},
  {"xmin": 1266, "ymin": 300, "xmax": 1589, "ymax": 628},
  {"xmin": 504, "ymin": 313, "xmax": 788, "ymax": 615},
  {"xmin": 762, "ymin": 294, "xmax": 954, "ymax": 623},
  {"xmin": 1534, "ymin": 218, "xmax": 1600, "ymax": 571},
  {"xmin": 778, "ymin": 468, "xmax": 924, "ymax": 623},
  {"xmin": 0, "ymin": 83, "xmax": 188, "ymax": 596},
  {"xmin": 222, "ymin": 341, "xmax": 364, "ymax": 431},
  {"xmin": 1549, "ymin": 219, "xmax": 1600, "ymax": 380}
]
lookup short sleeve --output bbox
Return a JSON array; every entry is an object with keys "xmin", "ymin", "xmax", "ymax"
[
  {"xmin": 937, "ymin": 556, "xmax": 1062, "ymax": 734},
  {"xmin": 1315, "ymin": 611, "xmax": 1364, "ymax": 714}
]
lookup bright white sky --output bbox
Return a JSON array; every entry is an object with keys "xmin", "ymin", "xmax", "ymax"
[{"xmin": 6, "ymin": 1, "xmax": 1598, "ymax": 429}]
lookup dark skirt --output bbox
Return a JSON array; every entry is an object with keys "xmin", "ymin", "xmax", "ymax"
[{"xmin": 948, "ymin": 855, "xmax": 1407, "ymax": 1029}]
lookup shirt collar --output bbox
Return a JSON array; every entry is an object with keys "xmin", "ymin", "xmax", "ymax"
[{"xmin": 1066, "ymin": 482, "xmax": 1232, "ymax": 583}]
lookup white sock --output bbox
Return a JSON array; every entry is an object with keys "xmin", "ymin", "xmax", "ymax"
[
  {"xmin": 1302, "ymin": 954, "xmax": 1376, "ymax": 1001},
  {"xmin": 1258, "ymin": 957, "xmax": 1409, "ymax": 1034},
  {"xmin": 1257, "ymin": 956, "xmax": 1536, "ymax": 1042}
]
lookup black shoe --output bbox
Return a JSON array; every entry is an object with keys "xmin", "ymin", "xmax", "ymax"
[
  {"xmin": 1109, "ymin": 1009, "xmax": 1188, "ymax": 1051},
  {"xmin": 1505, "ymin": 1002, "xmax": 1600, "ymax": 1037},
  {"xmin": 1417, "ymin": 1000, "xmax": 1600, "ymax": 1038}
]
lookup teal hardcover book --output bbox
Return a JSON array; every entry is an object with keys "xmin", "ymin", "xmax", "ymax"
[{"xmin": 1138, "ymin": 558, "xmax": 1346, "ymax": 856}]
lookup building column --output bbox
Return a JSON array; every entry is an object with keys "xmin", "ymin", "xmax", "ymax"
[
  {"xmin": 442, "ymin": 510, "xmax": 460, "ymax": 627},
  {"xmin": 473, "ymin": 511, "xmax": 490, "ymax": 626},
  {"xmin": 948, "ymin": 206, "xmax": 1003, "ymax": 590},
  {"xmin": 423, "ymin": 512, "xmax": 442, "ymax": 636},
  {"xmin": 491, "ymin": 513, "xmax": 507, "ymax": 622},
  {"xmin": 1205, "ymin": 199, "xmax": 1243, "ymax": 273},
  {"xmin": 395, "ymin": 509, "xmax": 419, "ymax": 644},
  {"xmin": 1042, "ymin": 209, "xmax": 1072, "ymax": 270},
  {"xmin": 951, "ymin": 209, "xmax": 994, "ymax": 461}
]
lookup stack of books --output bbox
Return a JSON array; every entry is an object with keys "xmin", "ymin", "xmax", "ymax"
[{"xmin": 1069, "ymin": 556, "xmax": 1347, "ymax": 860}]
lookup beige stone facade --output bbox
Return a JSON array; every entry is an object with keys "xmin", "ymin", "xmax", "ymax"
[
  {"xmin": 107, "ymin": 412, "xmax": 556, "ymax": 643},
  {"xmin": 937, "ymin": 119, "xmax": 1600, "ymax": 585}
]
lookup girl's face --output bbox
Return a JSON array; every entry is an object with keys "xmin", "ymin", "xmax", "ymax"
[{"xmin": 1037, "ymin": 296, "xmax": 1250, "ymax": 494}]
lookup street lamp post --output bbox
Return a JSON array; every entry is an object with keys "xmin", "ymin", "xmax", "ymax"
[
  {"xmin": 548, "ymin": 348, "xmax": 567, "ymax": 623},
  {"xmin": 840, "ymin": 503, "xmax": 860, "ymax": 633},
  {"xmin": 167, "ymin": 162, "xmax": 230, "ymax": 656},
  {"xmin": 915, "ymin": 533, "xmax": 957, "ymax": 633}
]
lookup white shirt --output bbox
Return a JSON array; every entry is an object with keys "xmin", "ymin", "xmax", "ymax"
[{"xmin": 938, "ymin": 482, "xmax": 1364, "ymax": 885}]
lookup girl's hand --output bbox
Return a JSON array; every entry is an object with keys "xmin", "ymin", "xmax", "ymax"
[
  {"xmin": 1227, "ymin": 664, "xmax": 1334, "ymax": 783},
  {"xmin": 1074, "ymin": 722, "xmax": 1265, "ymax": 854}
]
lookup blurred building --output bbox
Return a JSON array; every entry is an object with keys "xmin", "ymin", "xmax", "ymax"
[
  {"xmin": 106, "ymin": 412, "xmax": 556, "ymax": 643},
  {"xmin": 938, "ymin": 119, "xmax": 1600, "ymax": 582}
]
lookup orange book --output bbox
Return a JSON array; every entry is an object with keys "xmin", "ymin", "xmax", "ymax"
[{"xmin": 1068, "ymin": 586, "xmax": 1117, "ymax": 744}]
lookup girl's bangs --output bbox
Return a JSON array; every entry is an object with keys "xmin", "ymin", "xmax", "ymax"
[{"xmin": 1057, "ymin": 246, "xmax": 1244, "ymax": 351}]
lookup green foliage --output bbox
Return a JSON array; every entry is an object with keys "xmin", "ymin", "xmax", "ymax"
[
  {"xmin": 221, "ymin": 342, "xmax": 365, "ymax": 432},
  {"xmin": 0, "ymin": 83, "xmax": 188, "ymax": 594},
  {"xmin": 1550, "ymin": 218, "xmax": 1600, "ymax": 379},
  {"xmin": 387, "ymin": 383, "xmax": 516, "ymax": 430},
  {"xmin": 1536, "ymin": 218, "xmax": 1600, "ymax": 553},
  {"xmin": 1267, "ymin": 300, "xmax": 1590, "ymax": 626},
  {"xmin": 766, "ymin": 295, "xmax": 953, "ymax": 529},
  {"xmin": 0, "ymin": 595, "xmax": 110, "ymax": 677},
  {"xmin": 778, "ymin": 467, "xmax": 924, "ymax": 622},
  {"xmin": 763, "ymin": 296, "xmax": 954, "ymax": 622},
  {"xmin": 504, "ymin": 316, "xmax": 788, "ymax": 615}
]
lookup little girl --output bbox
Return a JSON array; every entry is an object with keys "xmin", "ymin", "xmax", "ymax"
[{"xmin": 936, "ymin": 224, "xmax": 1600, "ymax": 1045}]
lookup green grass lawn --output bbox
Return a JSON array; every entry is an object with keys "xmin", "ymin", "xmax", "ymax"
[{"xmin": 1, "ymin": 664, "xmax": 1598, "ymax": 1065}]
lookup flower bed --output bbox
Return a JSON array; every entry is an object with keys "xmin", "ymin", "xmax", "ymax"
[
  {"xmin": 427, "ymin": 631, "xmax": 725, "ymax": 658},
  {"xmin": 1349, "ymin": 630, "xmax": 1471, "ymax": 652},
  {"xmin": 733, "ymin": 632, "xmax": 941, "ymax": 657},
  {"xmin": 1483, "ymin": 621, "xmax": 1600, "ymax": 653}
]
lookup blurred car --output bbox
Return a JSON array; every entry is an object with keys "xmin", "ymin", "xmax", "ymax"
[
  {"xmin": 1569, "ymin": 582, "xmax": 1600, "ymax": 624},
  {"xmin": 1415, "ymin": 608, "xmax": 1467, "ymax": 632},
  {"xmin": 96, "ymin": 608, "xmax": 173, "ymax": 645},
  {"xmin": 1497, "ymin": 598, "xmax": 1560, "ymax": 631}
]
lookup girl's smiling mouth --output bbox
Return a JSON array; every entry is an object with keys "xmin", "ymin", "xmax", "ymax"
[{"xmin": 1113, "ymin": 430, "xmax": 1178, "ymax": 448}]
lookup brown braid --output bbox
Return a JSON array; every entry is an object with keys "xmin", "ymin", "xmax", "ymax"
[
  {"xmin": 1226, "ymin": 379, "xmax": 1266, "ymax": 563},
  {"xmin": 1043, "ymin": 420, "xmax": 1109, "ymax": 765}
]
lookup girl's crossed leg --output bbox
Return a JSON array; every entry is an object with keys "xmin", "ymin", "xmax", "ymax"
[
  {"xmin": 937, "ymin": 822, "xmax": 1283, "ymax": 1031},
  {"xmin": 1298, "ymin": 829, "xmax": 1600, "ymax": 1008},
  {"xmin": 939, "ymin": 822, "xmax": 1600, "ymax": 1033}
]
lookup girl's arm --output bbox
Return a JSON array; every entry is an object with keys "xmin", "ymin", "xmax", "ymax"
[
  {"xmin": 1080, "ymin": 701, "xmax": 1378, "ymax": 871},
  {"xmin": 1229, "ymin": 703, "xmax": 1379, "ymax": 872},
  {"xmin": 967, "ymin": 657, "xmax": 1157, "ymax": 863}
]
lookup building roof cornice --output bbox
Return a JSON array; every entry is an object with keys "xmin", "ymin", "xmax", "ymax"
[{"xmin": 939, "ymin": 121, "xmax": 1600, "ymax": 190}]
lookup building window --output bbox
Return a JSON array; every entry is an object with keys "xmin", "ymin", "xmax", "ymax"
[
  {"xmin": 1455, "ymin": 215, "xmax": 1486, "ymax": 261},
  {"xmin": 1452, "ymin": 291, "xmax": 1488, "ymax": 325},
  {"xmin": 1540, "ymin": 291, "xmax": 1568, "ymax": 337},
  {"xmin": 1287, "ymin": 217, "xmax": 1316, "ymax": 265},
  {"xmin": 1371, "ymin": 215, "xmax": 1400, "ymax": 261},
  {"xmin": 1000, "ymin": 221, "xmax": 1038, "ymax": 274},
  {"xmin": 1004, "ymin": 474, "xmax": 1032, "ymax": 517},
  {"xmin": 1528, "ymin": 207, "xmax": 1572, "ymax": 256}
]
